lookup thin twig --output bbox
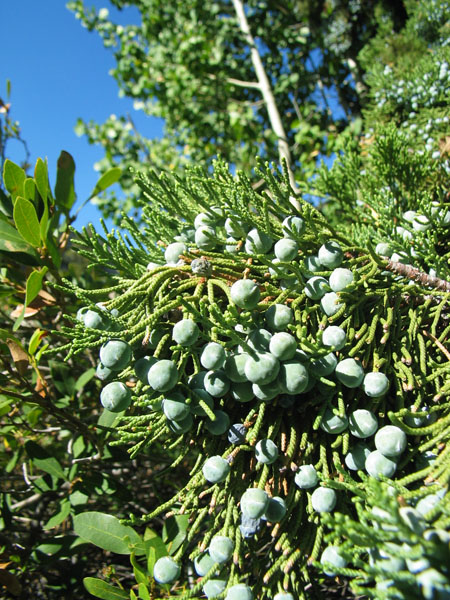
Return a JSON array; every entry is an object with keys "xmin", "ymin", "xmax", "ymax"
[
  {"xmin": 231, "ymin": 0, "xmax": 299, "ymax": 202},
  {"xmin": 386, "ymin": 260, "xmax": 450, "ymax": 292},
  {"xmin": 422, "ymin": 330, "xmax": 450, "ymax": 362}
]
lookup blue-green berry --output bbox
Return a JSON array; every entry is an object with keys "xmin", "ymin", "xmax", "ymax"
[
  {"xmin": 345, "ymin": 443, "xmax": 371, "ymax": 470},
  {"xmin": 230, "ymin": 280, "xmax": 260, "ymax": 310},
  {"xmin": 165, "ymin": 242, "xmax": 186, "ymax": 264},
  {"xmin": 96, "ymin": 363, "xmax": 113, "ymax": 381},
  {"xmin": 230, "ymin": 380, "xmax": 254, "ymax": 402},
  {"xmin": 375, "ymin": 425, "xmax": 407, "ymax": 457},
  {"xmin": 274, "ymin": 594, "xmax": 295, "ymax": 600},
  {"xmin": 201, "ymin": 343, "xmax": 226, "ymax": 370},
  {"xmin": 245, "ymin": 228, "xmax": 273, "ymax": 254},
  {"xmin": 203, "ymin": 579, "xmax": 227, "ymax": 599},
  {"xmin": 172, "ymin": 318, "xmax": 199, "ymax": 346},
  {"xmin": 279, "ymin": 361, "xmax": 309, "ymax": 395},
  {"xmin": 190, "ymin": 388, "xmax": 214, "ymax": 416},
  {"xmin": 226, "ymin": 585, "xmax": 253, "ymax": 600},
  {"xmin": 321, "ymin": 326, "xmax": 346, "ymax": 350},
  {"xmin": 311, "ymin": 487, "xmax": 337, "ymax": 513},
  {"xmin": 247, "ymin": 328, "xmax": 272, "ymax": 352},
  {"xmin": 225, "ymin": 216, "xmax": 247, "ymax": 238},
  {"xmin": 195, "ymin": 225, "xmax": 217, "ymax": 251},
  {"xmin": 205, "ymin": 410, "xmax": 230, "ymax": 436},
  {"xmin": 148, "ymin": 360, "xmax": 178, "ymax": 392},
  {"xmin": 194, "ymin": 552, "xmax": 216, "ymax": 577},
  {"xmin": 365, "ymin": 450, "xmax": 397, "ymax": 479},
  {"xmin": 304, "ymin": 255, "xmax": 322, "ymax": 273},
  {"xmin": 100, "ymin": 381, "xmax": 131, "ymax": 412},
  {"xmin": 294, "ymin": 465, "xmax": 319, "ymax": 489},
  {"xmin": 349, "ymin": 409, "xmax": 378, "ymax": 438},
  {"xmin": 265, "ymin": 303, "xmax": 293, "ymax": 331},
  {"xmin": 263, "ymin": 496, "xmax": 286, "ymax": 522},
  {"xmin": 252, "ymin": 379, "xmax": 282, "ymax": 402},
  {"xmin": 363, "ymin": 372, "xmax": 389, "ymax": 397},
  {"xmin": 320, "ymin": 409, "xmax": 348, "ymax": 434},
  {"xmin": 134, "ymin": 356, "xmax": 156, "ymax": 384},
  {"xmin": 269, "ymin": 332, "xmax": 297, "ymax": 360},
  {"xmin": 329, "ymin": 268, "xmax": 354, "ymax": 291},
  {"xmin": 204, "ymin": 370, "xmax": 230, "ymax": 397},
  {"xmin": 225, "ymin": 352, "xmax": 250, "ymax": 383},
  {"xmin": 203, "ymin": 456, "xmax": 230, "ymax": 483},
  {"xmin": 320, "ymin": 546, "xmax": 348, "ymax": 576},
  {"xmin": 318, "ymin": 240, "xmax": 343, "ymax": 268},
  {"xmin": 153, "ymin": 556, "xmax": 180, "ymax": 584},
  {"xmin": 99, "ymin": 339, "xmax": 132, "ymax": 371},
  {"xmin": 274, "ymin": 238, "xmax": 298, "ymax": 262},
  {"xmin": 309, "ymin": 352, "xmax": 337, "ymax": 377},
  {"xmin": 83, "ymin": 309, "xmax": 108, "ymax": 329},
  {"xmin": 282, "ymin": 215, "xmax": 305, "ymax": 238},
  {"xmin": 255, "ymin": 439, "xmax": 279, "ymax": 464},
  {"xmin": 304, "ymin": 276, "xmax": 330, "ymax": 300},
  {"xmin": 320, "ymin": 292, "xmax": 343, "ymax": 316},
  {"xmin": 162, "ymin": 392, "xmax": 190, "ymax": 421},
  {"xmin": 335, "ymin": 358, "xmax": 364, "ymax": 388},
  {"xmin": 244, "ymin": 352, "xmax": 280, "ymax": 385},
  {"xmin": 240, "ymin": 488, "xmax": 269, "ymax": 518},
  {"xmin": 167, "ymin": 413, "xmax": 193, "ymax": 434},
  {"xmin": 208, "ymin": 535, "xmax": 234, "ymax": 563}
]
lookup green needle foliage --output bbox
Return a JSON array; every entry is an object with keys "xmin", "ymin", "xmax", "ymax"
[{"xmin": 58, "ymin": 141, "xmax": 449, "ymax": 597}]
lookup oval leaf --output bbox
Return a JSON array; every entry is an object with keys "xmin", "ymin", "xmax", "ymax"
[
  {"xmin": 89, "ymin": 167, "xmax": 122, "ymax": 199},
  {"xmin": 13, "ymin": 196, "xmax": 41, "ymax": 247},
  {"xmin": 54, "ymin": 151, "xmax": 76, "ymax": 209},
  {"xmin": 73, "ymin": 512, "xmax": 142, "ymax": 554},
  {"xmin": 83, "ymin": 578, "xmax": 128, "ymax": 600},
  {"xmin": 34, "ymin": 158, "xmax": 50, "ymax": 205},
  {"xmin": 0, "ymin": 219, "xmax": 37, "ymax": 254},
  {"xmin": 3, "ymin": 159, "xmax": 25, "ymax": 200},
  {"xmin": 25, "ymin": 267, "xmax": 48, "ymax": 307},
  {"xmin": 25, "ymin": 440, "xmax": 67, "ymax": 481}
]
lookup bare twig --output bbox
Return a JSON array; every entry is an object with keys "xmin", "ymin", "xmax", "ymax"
[
  {"xmin": 386, "ymin": 260, "xmax": 450, "ymax": 292},
  {"xmin": 231, "ymin": 0, "xmax": 299, "ymax": 203},
  {"xmin": 423, "ymin": 330, "xmax": 450, "ymax": 361}
]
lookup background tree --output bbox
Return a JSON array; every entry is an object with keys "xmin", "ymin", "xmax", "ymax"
[{"xmin": 67, "ymin": 0, "xmax": 408, "ymax": 222}]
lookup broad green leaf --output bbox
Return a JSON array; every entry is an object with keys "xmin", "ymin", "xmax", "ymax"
[
  {"xmin": 13, "ymin": 196, "xmax": 41, "ymax": 247},
  {"xmin": 0, "ymin": 219, "xmax": 37, "ymax": 254},
  {"xmin": 13, "ymin": 267, "xmax": 48, "ymax": 331},
  {"xmin": 25, "ymin": 267, "xmax": 48, "ymax": 306},
  {"xmin": 89, "ymin": 167, "xmax": 121, "ymax": 199},
  {"xmin": 83, "ymin": 578, "xmax": 128, "ymax": 600},
  {"xmin": 97, "ymin": 408, "xmax": 124, "ymax": 429},
  {"xmin": 54, "ymin": 151, "xmax": 76, "ymax": 210},
  {"xmin": 73, "ymin": 512, "xmax": 142, "ymax": 555},
  {"xmin": 34, "ymin": 158, "xmax": 49, "ymax": 205},
  {"xmin": 28, "ymin": 328, "xmax": 47, "ymax": 356},
  {"xmin": 3, "ymin": 159, "xmax": 26, "ymax": 199},
  {"xmin": 23, "ymin": 178, "xmax": 36, "ymax": 202},
  {"xmin": 162, "ymin": 514, "xmax": 188, "ymax": 555},
  {"xmin": 74, "ymin": 367, "xmax": 96, "ymax": 391},
  {"xmin": 44, "ymin": 231, "xmax": 61, "ymax": 268},
  {"xmin": 130, "ymin": 553, "xmax": 148, "ymax": 586},
  {"xmin": 25, "ymin": 440, "xmax": 67, "ymax": 481},
  {"xmin": 145, "ymin": 536, "xmax": 168, "ymax": 576},
  {"xmin": 138, "ymin": 583, "xmax": 151, "ymax": 600},
  {"xmin": 44, "ymin": 499, "xmax": 71, "ymax": 530},
  {"xmin": 34, "ymin": 158, "xmax": 50, "ymax": 240}
]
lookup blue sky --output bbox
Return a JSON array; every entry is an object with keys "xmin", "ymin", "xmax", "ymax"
[{"xmin": 1, "ymin": 0, "xmax": 164, "ymax": 230}]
